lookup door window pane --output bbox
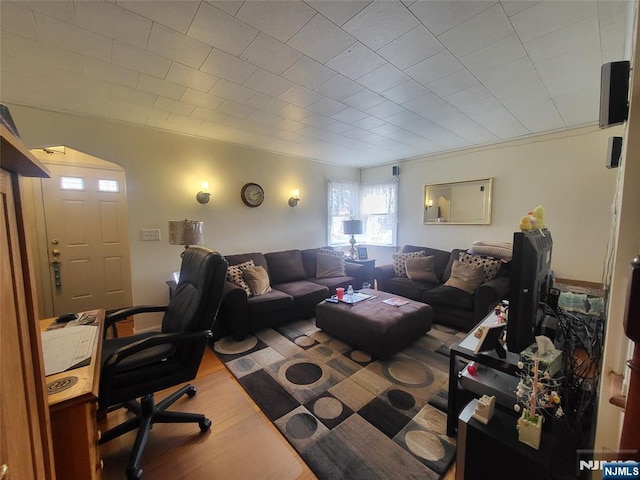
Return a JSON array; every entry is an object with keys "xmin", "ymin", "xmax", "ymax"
[
  {"xmin": 98, "ymin": 179, "xmax": 119, "ymax": 192},
  {"xmin": 60, "ymin": 176, "xmax": 84, "ymax": 190}
]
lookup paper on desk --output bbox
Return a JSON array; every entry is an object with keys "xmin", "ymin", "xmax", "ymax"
[{"xmin": 41, "ymin": 325, "xmax": 99, "ymax": 376}]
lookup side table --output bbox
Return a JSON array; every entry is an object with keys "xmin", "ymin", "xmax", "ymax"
[{"xmin": 344, "ymin": 257, "xmax": 376, "ymax": 288}]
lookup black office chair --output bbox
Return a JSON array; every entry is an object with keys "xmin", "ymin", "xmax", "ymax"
[{"xmin": 98, "ymin": 247, "xmax": 228, "ymax": 480}]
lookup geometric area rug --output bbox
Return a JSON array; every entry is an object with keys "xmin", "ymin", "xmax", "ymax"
[{"xmin": 213, "ymin": 318, "xmax": 466, "ymax": 480}]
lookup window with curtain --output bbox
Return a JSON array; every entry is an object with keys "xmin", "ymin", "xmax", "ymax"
[
  {"xmin": 361, "ymin": 179, "xmax": 398, "ymax": 246},
  {"xmin": 327, "ymin": 179, "xmax": 397, "ymax": 247},
  {"xmin": 327, "ymin": 180, "xmax": 359, "ymax": 246}
]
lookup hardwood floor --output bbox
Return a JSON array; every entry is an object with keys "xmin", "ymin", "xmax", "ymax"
[{"xmin": 100, "ymin": 320, "xmax": 456, "ymax": 479}]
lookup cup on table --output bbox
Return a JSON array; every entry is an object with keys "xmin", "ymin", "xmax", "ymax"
[
  {"xmin": 361, "ymin": 282, "xmax": 371, "ymax": 290},
  {"xmin": 336, "ymin": 287, "xmax": 345, "ymax": 300}
]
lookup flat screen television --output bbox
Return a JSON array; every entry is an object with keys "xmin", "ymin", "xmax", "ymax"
[{"xmin": 507, "ymin": 228, "xmax": 553, "ymax": 353}]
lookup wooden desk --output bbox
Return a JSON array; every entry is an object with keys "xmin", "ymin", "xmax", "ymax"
[{"xmin": 41, "ymin": 310, "xmax": 104, "ymax": 480}]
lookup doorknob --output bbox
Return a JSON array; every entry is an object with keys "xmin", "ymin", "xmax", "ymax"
[
  {"xmin": 0, "ymin": 464, "xmax": 8, "ymax": 480},
  {"xmin": 51, "ymin": 249, "xmax": 61, "ymax": 258}
]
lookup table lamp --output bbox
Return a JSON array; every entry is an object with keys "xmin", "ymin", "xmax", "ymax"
[
  {"xmin": 343, "ymin": 219, "xmax": 362, "ymax": 260},
  {"xmin": 168, "ymin": 219, "xmax": 204, "ymax": 256}
]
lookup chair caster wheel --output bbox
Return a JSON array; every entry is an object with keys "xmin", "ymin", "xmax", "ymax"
[
  {"xmin": 200, "ymin": 417, "xmax": 212, "ymax": 432},
  {"xmin": 127, "ymin": 467, "xmax": 142, "ymax": 480},
  {"xmin": 187, "ymin": 386, "xmax": 197, "ymax": 398}
]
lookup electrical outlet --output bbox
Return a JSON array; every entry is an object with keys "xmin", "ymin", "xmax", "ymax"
[{"xmin": 141, "ymin": 229, "xmax": 161, "ymax": 241}]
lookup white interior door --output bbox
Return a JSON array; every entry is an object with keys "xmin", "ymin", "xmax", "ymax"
[{"xmin": 41, "ymin": 163, "xmax": 132, "ymax": 315}]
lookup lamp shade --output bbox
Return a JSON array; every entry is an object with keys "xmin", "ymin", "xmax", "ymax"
[
  {"xmin": 168, "ymin": 219, "xmax": 204, "ymax": 246},
  {"xmin": 343, "ymin": 220, "xmax": 363, "ymax": 235}
]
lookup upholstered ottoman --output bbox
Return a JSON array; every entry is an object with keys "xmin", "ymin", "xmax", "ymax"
[{"xmin": 315, "ymin": 289, "xmax": 432, "ymax": 360}]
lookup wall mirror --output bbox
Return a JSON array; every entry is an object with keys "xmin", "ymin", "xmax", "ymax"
[{"xmin": 424, "ymin": 178, "xmax": 493, "ymax": 225}]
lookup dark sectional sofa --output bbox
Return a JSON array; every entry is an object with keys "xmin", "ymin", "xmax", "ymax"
[
  {"xmin": 373, "ymin": 245, "xmax": 510, "ymax": 331},
  {"xmin": 215, "ymin": 247, "xmax": 365, "ymax": 340}
]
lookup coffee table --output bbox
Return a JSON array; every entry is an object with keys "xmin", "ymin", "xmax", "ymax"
[{"xmin": 315, "ymin": 289, "xmax": 432, "ymax": 360}]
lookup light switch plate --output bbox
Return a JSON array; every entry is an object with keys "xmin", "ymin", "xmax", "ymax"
[{"xmin": 141, "ymin": 229, "xmax": 161, "ymax": 241}]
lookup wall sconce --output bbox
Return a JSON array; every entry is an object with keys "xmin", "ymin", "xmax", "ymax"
[
  {"xmin": 196, "ymin": 182, "xmax": 211, "ymax": 204},
  {"xmin": 288, "ymin": 189, "xmax": 300, "ymax": 207}
]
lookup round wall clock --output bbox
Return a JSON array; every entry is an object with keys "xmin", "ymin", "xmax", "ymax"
[{"xmin": 241, "ymin": 182, "xmax": 264, "ymax": 207}]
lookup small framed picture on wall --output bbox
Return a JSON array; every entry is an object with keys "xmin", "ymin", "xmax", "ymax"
[{"xmin": 357, "ymin": 247, "xmax": 368, "ymax": 260}]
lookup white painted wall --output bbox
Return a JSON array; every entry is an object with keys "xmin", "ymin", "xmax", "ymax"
[
  {"xmin": 9, "ymin": 104, "xmax": 359, "ymax": 330},
  {"xmin": 362, "ymin": 125, "xmax": 624, "ymax": 283}
]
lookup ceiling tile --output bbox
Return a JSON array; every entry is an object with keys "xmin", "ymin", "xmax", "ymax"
[
  {"xmin": 243, "ymin": 69, "xmax": 294, "ymax": 97},
  {"xmin": 307, "ymin": 97, "xmax": 348, "ymax": 116},
  {"xmin": 536, "ymin": 50, "xmax": 600, "ymax": 96},
  {"xmin": 147, "ymin": 24, "xmax": 212, "ymax": 69},
  {"xmin": 283, "ymin": 56, "xmax": 337, "ymax": 90},
  {"xmin": 510, "ymin": 1, "xmax": 597, "ymax": 43},
  {"xmin": 137, "ymin": 74, "xmax": 186, "ymax": 100},
  {"xmin": 279, "ymin": 84, "xmax": 324, "ymax": 107},
  {"xmin": 382, "ymin": 79, "xmax": 430, "ymax": 103},
  {"xmin": 402, "ymin": 92, "xmax": 446, "ymax": 116},
  {"xmin": 500, "ymin": 88, "xmax": 565, "ymax": 131},
  {"xmin": 299, "ymin": 113, "xmax": 336, "ymax": 128},
  {"xmin": 364, "ymin": 99, "xmax": 405, "ymax": 118},
  {"xmin": 286, "ymin": 14, "xmax": 356, "ymax": 63},
  {"xmin": 18, "ymin": 0, "xmax": 74, "ymax": 23},
  {"xmin": 326, "ymin": 42, "xmax": 385, "ymax": 80},
  {"xmin": 117, "ymin": 1, "xmax": 199, "ymax": 34},
  {"xmin": 406, "ymin": 50, "xmax": 463, "ymax": 85},
  {"xmin": 278, "ymin": 104, "xmax": 312, "ymax": 121},
  {"xmin": 459, "ymin": 34, "xmax": 527, "ymax": 76},
  {"xmin": 331, "ymin": 107, "xmax": 369, "ymax": 124},
  {"xmin": 409, "ymin": 1, "xmax": 495, "ymax": 36},
  {"xmin": 553, "ymin": 88, "xmax": 600, "ymax": 125},
  {"xmin": 245, "ymin": 92, "xmax": 288, "ymax": 113},
  {"xmin": 82, "ymin": 57, "xmax": 139, "ymax": 88},
  {"xmin": 241, "ymin": 33, "xmax": 303, "ymax": 74},
  {"xmin": 358, "ymin": 63, "xmax": 409, "ymax": 93},
  {"xmin": 342, "ymin": 88, "xmax": 386, "ymax": 110},
  {"xmin": 113, "ymin": 41, "xmax": 171, "ymax": 79},
  {"xmin": 181, "ymin": 88, "xmax": 225, "ymax": 110},
  {"xmin": 35, "ymin": 12, "xmax": 113, "ymax": 61},
  {"xmin": 249, "ymin": 110, "xmax": 282, "ymax": 126},
  {"xmin": 478, "ymin": 57, "xmax": 544, "ymax": 100},
  {"xmin": 342, "ymin": 1, "xmax": 419, "ymax": 51},
  {"xmin": 200, "ymin": 49, "xmax": 257, "ymax": 84},
  {"xmin": 2, "ymin": 31, "xmax": 82, "ymax": 73},
  {"xmin": 524, "ymin": 16, "xmax": 600, "ymax": 64},
  {"xmin": 110, "ymin": 84, "xmax": 157, "ymax": 108},
  {"xmin": 207, "ymin": 1, "xmax": 244, "ymax": 17},
  {"xmin": 444, "ymin": 84, "xmax": 492, "ymax": 109},
  {"xmin": 75, "ymin": 2, "xmax": 151, "ymax": 49},
  {"xmin": 215, "ymin": 100, "xmax": 256, "ymax": 119},
  {"xmin": 166, "ymin": 63, "xmax": 218, "ymax": 92},
  {"xmin": 209, "ymin": 78, "xmax": 256, "ymax": 103},
  {"xmin": 236, "ymin": 1, "xmax": 316, "ymax": 43},
  {"xmin": 0, "ymin": 2, "xmax": 39, "ymax": 39},
  {"xmin": 427, "ymin": 69, "xmax": 479, "ymax": 98},
  {"xmin": 377, "ymin": 26, "xmax": 444, "ymax": 70},
  {"xmin": 190, "ymin": 106, "xmax": 229, "ymax": 123},
  {"xmin": 351, "ymin": 115, "xmax": 386, "ymax": 130},
  {"xmin": 275, "ymin": 118, "xmax": 305, "ymax": 132},
  {"xmin": 188, "ymin": 2, "xmax": 258, "ymax": 56},
  {"xmin": 437, "ymin": 4, "xmax": 513, "ymax": 57},
  {"xmin": 500, "ymin": 1, "xmax": 540, "ymax": 17},
  {"xmin": 154, "ymin": 96, "xmax": 196, "ymax": 116},
  {"xmin": 314, "ymin": 74, "xmax": 363, "ymax": 101},
  {"xmin": 385, "ymin": 109, "xmax": 423, "ymax": 127},
  {"xmin": 304, "ymin": 0, "xmax": 371, "ymax": 26}
]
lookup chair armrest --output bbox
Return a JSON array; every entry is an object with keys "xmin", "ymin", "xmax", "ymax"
[
  {"xmin": 473, "ymin": 276, "xmax": 510, "ymax": 323},
  {"xmin": 104, "ymin": 305, "xmax": 167, "ymax": 338},
  {"xmin": 344, "ymin": 262, "xmax": 364, "ymax": 278},
  {"xmin": 373, "ymin": 264, "xmax": 395, "ymax": 291},
  {"xmin": 218, "ymin": 281, "xmax": 251, "ymax": 340}
]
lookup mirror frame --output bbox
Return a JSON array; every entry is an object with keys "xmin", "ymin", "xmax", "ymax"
[{"xmin": 423, "ymin": 178, "xmax": 493, "ymax": 225}]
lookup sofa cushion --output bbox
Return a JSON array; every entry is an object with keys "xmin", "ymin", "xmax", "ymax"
[
  {"xmin": 247, "ymin": 288, "xmax": 294, "ymax": 314},
  {"xmin": 405, "ymin": 256, "xmax": 438, "ymax": 283},
  {"xmin": 227, "ymin": 260, "xmax": 254, "ymax": 296},
  {"xmin": 274, "ymin": 280, "xmax": 329, "ymax": 317},
  {"xmin": 444, "ymin": 260, "xmax": 485, "ymax": 294},
  {"xmin": 384, "ymin": 276, "xmax": 439, "ymax": 301},
  {"xmin": 392, "ymin": 250, "xmax": 425, "ymax": 277},
  {"xmin": 458, "ymin": 252, "xmax": 501, "ymax": 281},
  {"xmin": 316, "ymin": 252, "xmax": 346, "ymax": 278},
  {"xmin": 243, "ymin": 265, "xmax": 272, "ymax": 296},
  {"xmin": 310, "ymin": 276, "xmax": 354, "ymax": 293},
  {"xmin": 265, "ymin": 250, "xmax": 307, "ymax": 284},
  {"xmin": 422, "ymin": 285, "xmax": 474, "ymax": 310}
]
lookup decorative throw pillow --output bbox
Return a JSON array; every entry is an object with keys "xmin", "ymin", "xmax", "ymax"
[
  {"xmin": 316, "ymin": 252, "xmax": 346, "ymax": 279},
  {"xmin": 459, "ymin": 252, "xmax": 501, "ymax": 281},
  {"xmin": 405, "ymin": 256, "xmax": 438, "ymax": 283},
  {"xmin": 444, "ymin": 260, "xmax": 486, "ymax": 294},
  {"xmin": 242, "ymin": 265, "xmax": 272, "ymax": 297},
  {"xmin": 319, "ymin": 247, "xmax": 344, "ymax": 257},
  {"xmin": 469, "ymin": 241, "xmax": 513, "ymax": 260},
  {"xmin": 392, "ymin": 250, "xmax": 425, "ymax": 277},
  {"xmin": 226, "ymin": 260, "xmax": 254, "ymax": 296}
]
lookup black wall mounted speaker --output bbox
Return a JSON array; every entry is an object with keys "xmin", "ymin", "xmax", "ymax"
[
  {"xmin": 607, "ymin": 136, "xmax": 623, "ymax": 169},
  {"xmin": 600, "ymin": 61, "xmax": 630, "ymax": 128},
  {"xmin": 392, "ymin": 166, "xmax": 400, "ymax": 176}
]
